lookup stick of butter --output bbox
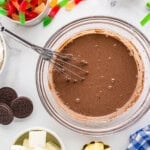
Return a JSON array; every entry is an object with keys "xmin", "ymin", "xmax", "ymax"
[
  {"xmin": 11, "ymin": 145, "xmax": 26, "ymax": 150},
  {"xmin": 29, "ymin": 131, "xmax": 46, "ymax": 148}
]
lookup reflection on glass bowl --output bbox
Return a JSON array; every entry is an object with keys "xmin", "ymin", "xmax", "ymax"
[{"xmin": 0, "ymin": 33, "xmax": 6, "ymax": 74}]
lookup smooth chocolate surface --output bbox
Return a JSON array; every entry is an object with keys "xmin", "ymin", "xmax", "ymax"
[{"xmin": 51, "ymin": 33, "xmax": 138, "ymax": 117}]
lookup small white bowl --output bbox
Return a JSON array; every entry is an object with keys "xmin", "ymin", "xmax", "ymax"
[
  {"xmin": 11, "ymin": 127, "xmax": 65, "ymax": 150},
  {"xmin": 4, "ymin": 0, "xmax": 50, "ymax": 26},
  {"xmin": 0, "ymin": 32, "xmax": 6, "ymax": 74}
]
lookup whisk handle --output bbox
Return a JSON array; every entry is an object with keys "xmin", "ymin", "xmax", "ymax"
[
  {"xmin": 0, "ymin": 25, "xmax": 34, "ymax": 49},
  {"xmin": 0, "ymin": 23, "xmax": 53, "ymax": 60}
]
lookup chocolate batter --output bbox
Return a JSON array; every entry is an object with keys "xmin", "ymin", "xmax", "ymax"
[{"xmin": 51, "ymin": 32, "xmax": 138, "ymax": 117}]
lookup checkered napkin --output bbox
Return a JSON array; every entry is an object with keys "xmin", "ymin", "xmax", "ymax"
[{"xmin": 127, "ymin": 125, "xmax": 150, "ymax": 150}]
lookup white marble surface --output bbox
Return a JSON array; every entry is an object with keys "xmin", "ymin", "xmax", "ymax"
[{"xmin": 0, "ymin": 0, "xmax": 150, "ymax": 149}]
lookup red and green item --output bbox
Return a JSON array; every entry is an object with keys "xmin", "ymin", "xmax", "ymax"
[
  {"xmin": 43, "ymin": 0, "xmax": 69, "ymax": 27},
  {"xmin": 43, "ymin": 0, "xmax": 84, "ymax": 27},
  {"xmin": 65, "ymin": 0, "xmax": 83, "ymax": 11},
  {"xmin": 141, "ymin": 13, "xmax": 150, "ymax": 26},
  {"xmin": 146, "ymin": 1, "xmax": 150, "ymax": 8},
  {"xmin": 141, "ymin": 0, "xmax": 150, "ymax": 26},
  {"xmin": 0, "ymin": 0, "xmax": 47, "ymax": 24}
]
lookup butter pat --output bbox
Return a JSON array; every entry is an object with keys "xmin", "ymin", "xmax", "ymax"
[
  {"xmin": 23, "ymin": 139, "xmax": 30, "ymax": 148},
  {"xmin": 46, "ymin": 142, "xmax": 61, "ymax": 150},
  {"xmin": 11, "ymin": 145, "xmax": 26, "ymax": 150},
  {"xmin": 32, "ymin": 147, "xmax": 45, "ymax": 150},
  {"xmin": 29, "ymin": 131, "xmax": 46, "ymax": 148}
]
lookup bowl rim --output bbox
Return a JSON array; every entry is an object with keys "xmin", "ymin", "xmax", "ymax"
[
  {"xmin": 0, "ymin": 32, "xmax": 6, "ymax": 74},
  {"xmin": 36, "ymin": 16, "xmax": 150, "ymax": 136},
  {"xmin": 11, "ymin": 127, "xmax": 65, "ymax": 150},
  {"xmin": 5, "ymin": 0, "xmax": 50, "ymax": 25}
]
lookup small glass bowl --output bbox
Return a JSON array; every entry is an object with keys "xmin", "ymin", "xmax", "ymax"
[
  {"xmin": 4, "ymin": 0, "xmax": 50, "ymax": 26},
  {"xmin": 0, "ymin": 32, "xmax": 6, "ymax": 74},
  {"xmin": 11, "ymin": 127, "xmax": 65, "ymax": 150},
  {"xmin": 36, "ymin": 16, "xmax": 150, "ymax": 136}
]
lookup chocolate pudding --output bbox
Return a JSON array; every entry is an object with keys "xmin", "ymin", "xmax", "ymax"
[{"xmin": 49, "ymin": 30, "xmax": 143, "ymax": 118}]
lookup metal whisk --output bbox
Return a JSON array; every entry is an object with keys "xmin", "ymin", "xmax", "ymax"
[{"xmin": 0, "ymin": 24, "xmax": 88, "ymax": 81}]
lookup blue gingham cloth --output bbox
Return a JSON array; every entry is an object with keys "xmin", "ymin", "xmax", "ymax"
[{"xmin": 127, "ymin": 125, "xmax": 150, "ymax": 150}]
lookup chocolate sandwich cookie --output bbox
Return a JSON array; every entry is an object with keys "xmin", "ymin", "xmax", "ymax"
[
  {"xmin": 0, "ymin": 103, "xmax": 14, "ymax": 125},
  {"xmin": 11, "ymin": 97, "xmax": 33, "ymax": 118},
  {"xmin": 0, "ymin": 87, "xmax": 18, "ymax": 105}
]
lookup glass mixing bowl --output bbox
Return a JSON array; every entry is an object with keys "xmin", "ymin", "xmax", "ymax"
[{"xmin": 36, "ymin": 16, "xmax": 150, "ymax": 136}]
